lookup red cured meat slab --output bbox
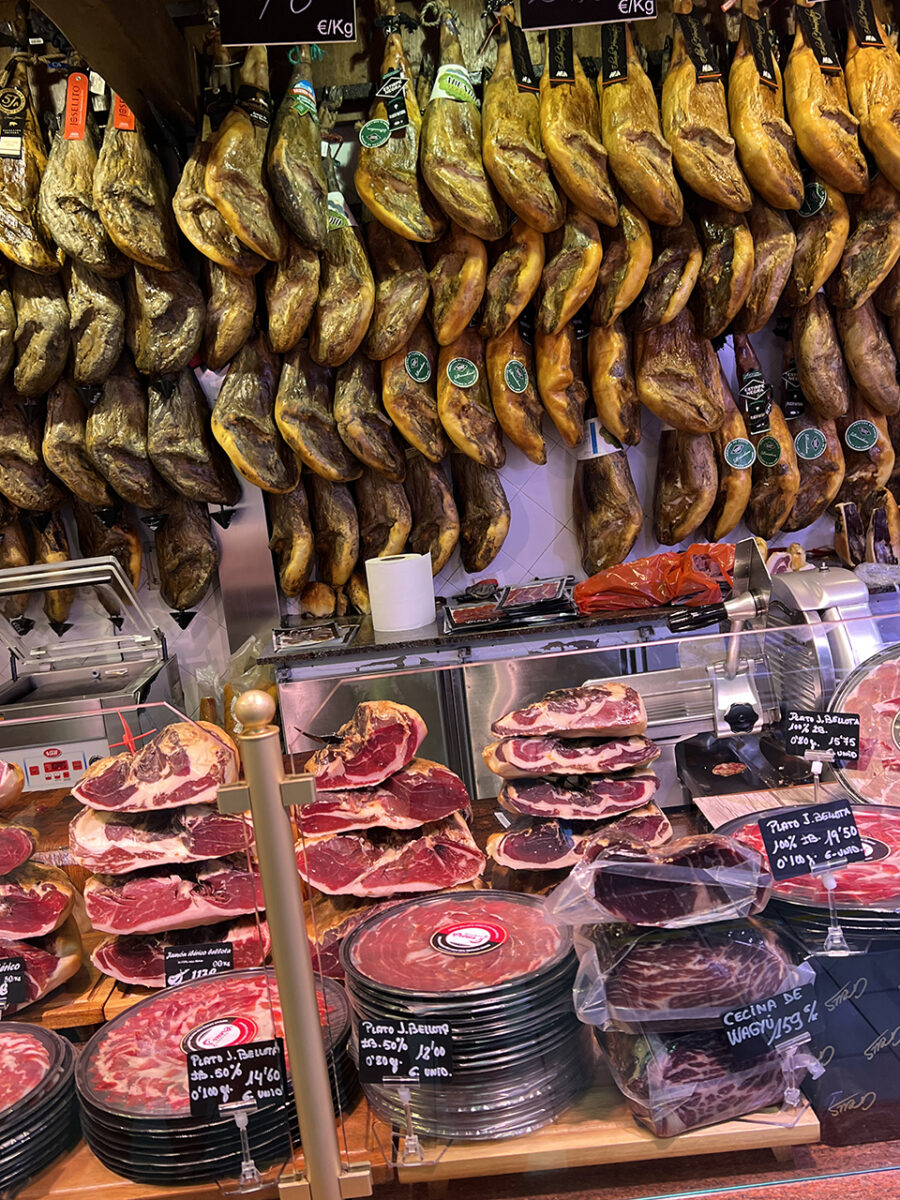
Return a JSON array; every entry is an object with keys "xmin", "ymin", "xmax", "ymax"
[
  {"xmin": 0, "ymin": 864, "xmax": 75, "ymax": 939},
  {"xmin": 83, "ymin": 857, "xmax": 265, "ymax": 935},
  {"xmin": 837, "ymin": 658, "xmax": 900, "ymax": 805},
  {"xmin": 73, "ymin": 722, "xmax": 239, "ymax": 812},
  {"xmin": 491, "ymin": 683, "xmax": 647, "ymax": 740},
  {"xmin": 344, "ymin": 891, "xmax": 570, "ymax": 994},
  {"xmin": 730, "ymin": 806, "xmax": 900, "ymax": 908},
  {"xmin": 295, "ymin": 758, "xmax": 470, "ymax": 835},
  {"xmin": 307, "ymin": 702, "xmax": 427, "ymax": 791},
  {"xmin": 498, "ymin": 771, "xmax": 660, "ymax": 820},
  {"xmin": 296, "ymin": 813, "xmax": 485, "ymax": 897},
  {"xmin": 486, "ymin": 804, "xmax": 672, "ymax": 871},
  {"xmin": 483, "ymin": 735, "xmax": 660, "ymax": 779},
  {"xmin": 0, "ymin": 826, "xmax": 35, "ymax": 877},
  {"xmin": 0, "ymin": 1028, "xmax": 51, "ymax": 1115},
  {"xmin": 81, "ymin": 968, "xmax": 341, "ymax": 1112},
  {"xmin": 69, "ymin": 804, "xmax": 252, "ymax": 874},
  {"xmin": 90, "ymin": 918, "xmax": 271, "ymax": 988},
  {"xmin": 0, "ymin": 918, "xmax": 82, "ymax": 1014}
]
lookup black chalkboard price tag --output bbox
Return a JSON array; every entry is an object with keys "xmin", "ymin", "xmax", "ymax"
[
  {"xmin": 723, "ymin": 983, "xmax": 824, "ymax": 1063},
  {"xmin": 358, "ymin": 1019, "xmax": 453, "ymax": 1086},
  {"xmin": 186, "ymin": 1038, "xmax": 287, "ymax": 1118},
  {"xmin": 0, "ymin": 957, "xmax": 26, "ymax": 1008},
  {"xmin": 783, "ymin": 709, "xmax": 861, "ymax": 764},
  {"xmin": 520, "ymin": 0, "xmax": 656, "ymax": 31},
  {"xmin": 219, "ymin": 0, "xmax": 357, "ymax": 47},
  {"xmin": 164, "ymin": 942, "xmax": 234, "ymax": 988},
  {"xmin": 758, "ymin": 799, "xmax": 866, "ymax": 881}
]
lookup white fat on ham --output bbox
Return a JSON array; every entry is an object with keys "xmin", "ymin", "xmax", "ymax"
[
  {"xmin": 491, "ymin": 683, "xmax": 648, "ymax": 739},
  {"xmin": 306, "ymin": 702, "xmax": 427, "ymax": 791},
  {"xmin": 68, "ymin": 804, "xmax": 253, "ymax": 874}
]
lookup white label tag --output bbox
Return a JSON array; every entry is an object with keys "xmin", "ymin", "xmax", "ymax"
[
  {"xmin": 569, "ymin": 418, "xmax": 623, "ymax": 460},
  {"xmin": 327, "ymin": 191, "xmax": 357, "ymax": 229},
  {"xmin": 430, "ymin": 64, "xmax": 478, "ymax": 104}
]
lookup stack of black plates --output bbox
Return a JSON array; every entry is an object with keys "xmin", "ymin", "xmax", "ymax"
[
  {"xmin": 341, "ymin": 891, "xmax": 593, "ymax": 1141},
  {"xmin": 77, "ymin": 968, "xmax": 356, "ymax": 1185},
  {"xmin": 0, "ymin": 1024, "xmax": 78, "ymax": 1192}
]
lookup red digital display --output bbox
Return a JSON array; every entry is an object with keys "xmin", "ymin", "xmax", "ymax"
[{"xmin": 43, "ymin": 761, "xmax": 68, "ymax": 773}]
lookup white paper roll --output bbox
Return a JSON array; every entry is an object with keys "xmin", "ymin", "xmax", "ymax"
[{"xmin": 365, "ymin": 554, "xmax": 436, "ymax": 633}]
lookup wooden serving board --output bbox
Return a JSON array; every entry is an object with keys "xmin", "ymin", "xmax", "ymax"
[
  {"xmin": 15, "ymin": 930, "xmax": 113, "ymax": 1032},
  {"xmin": 103, "ymin": 981, "xmax": 160, "ymax": 1020},
  {"xmin": 695, "ymin": 782, "xmax": 841, "ymax": 831}
]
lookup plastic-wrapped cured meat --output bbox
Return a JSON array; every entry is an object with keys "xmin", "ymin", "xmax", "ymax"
[
  {"xmin": 39, "ymin": 107, "xmax": 126, "ymax": 278},
  {"xmin": 334, "ymin": 353, "xmax": 405, "ymax": 482},
  {"xmin": 538, "ymin": 205, "xmax": 604, "ymax": 337},
  {"xmin": 66, "ymin": 261, "xmax": 125, "ymax": 386},
  {"xmin": 306, "ymin": 701, "xmax": 427, "ymax": 791},
  {"xmin": 205, "ymin": 47, "xmax": 286, "ymax": 262},
  {"xmin": 93, "ymin": 99, "xmax": 181, "ymax": 271},
  {"xmin": 451, "ymin": 454, "xmax": 509, "ymax": 571},
  {"xmin": 156, "ymin": 499, "xmax": 219, "ymax": 611},
  {"xmin": 427, "ymin": 223, "xmax": 487, "ymax": 347},
  {"xmin": 203, "ymin": 260, "xmax": 255, "ymax": 371},
  {"xmin": 482, "ymin": 10, "xmax": 564, "ymax": 234},
  {"xmin": 363, "ymin": 222, "xmax": 429, "ymax": 361},
  {"xmin": 481, "ymin": 221, "xmax": 544, "ymax": 339},
  {"xmin": 484, "ymin": 734, "xmax": 660, "ymax": 778},
  {"xmin": 11, "ymin": 267, "xmax": 69, "ymax": 398},
  {"xmin": 486, "ymin": 324, "xmax": 545, "ymax": 463},
  {"xmin": 536, "ymin": 321, "xmax": 587, "ymax": 447},
  {"xmin": 306, "ymin": 475, "xmax": 359, "ymax": 588},
  {"xmin": 354, "ymin": 468, "xmax": 411, "ymax": 560},
  {"xmin": 86, "ymin": 355, "xmax": 172, "ymax": 510},
  {"xmin": 354, "ymin": 1, "xmax": 445, "ymax": 243},
  {"xmin": 598, "ymin": 25, "xmax": 682, "ymax": 228},
  {"xmin": 576, "ymin": 919, "xmax": 804, "ymax": 1032},
  {"xmin": 547, "ymin": 833, "xmax": 771, "ymax": 929},
  {"xmin": 437, "ymin": 331, "xmax": 505, "ymax": 467},
  {"xmin": 573, "ymin": 453, "xmax": 642, "ymax": 574},
  {"xmin": 0, "ymin": 61, "xmax": 61, "ymax": 275},
  {"xmin": 267, "ymin": 482, "xmax": 313, "ymax": 598},
  {"xmin": 0, "ymin": 397, "xmax": 64, "ymax": 512},
  {"xmin": 539, "ymin": 35, "xmax": 616, "ymax": 226},
  {"xmin": 590, "ymin": 195, "xmax": 652, "ymax": 329},
  {"xmin": 212, "ymin": 334, "xmax": 299, "ymax": 493},
  {"xmin": 267, "ymin": 44, "xmax": 328, "ymax": 251},
  {"xmin": 381, "ymin": 321, "xmax": 449, "ymax": 462},
  {"xmin": 275, "ymin": 343, "xmax": 361, "ymax": 483},
  {"xmin": 420, "ymin": 8, "xmax": 504, "ymax": 241},
  {"xmin": 125, "ymin": 263, "xmax": 205, "ymax": 377},
  {"xmin": 404, "ymin": 451, "xmax": 459, "ymax": 574},
  {"xmin": 264, "ymin": 234, "xmax": 319, "ymax": 355},
  {"xmin": 147, "ymin": 369, "xmax": 240, "ymax": 506}
]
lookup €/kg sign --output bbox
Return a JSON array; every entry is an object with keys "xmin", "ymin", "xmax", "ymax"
[
  {"xmin": 520, "ymin": 0, "xmax": 656, "ymax": 30},
  {"xmin": 219, "ymin": 0, "xmax": 357, "ymax": 46}
]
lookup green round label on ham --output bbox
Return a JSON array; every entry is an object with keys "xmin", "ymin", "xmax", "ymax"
[
  {"xmin": 405, "ymin": 351, "xmax": 431, "ymax": 383},
  {"xmin": 799, "ymin": 181, "xmax": 827, "ymax": 218},
  {"xmin": 757, "ymin": 435, "xmax": 782, "ymax": 467},
  {"xmin": 723, "ymin": 438, "xmax": 756, "ymax": 469},
  {"xmin": 504, "ymin": 360, "xmax": 529, "ymax": 394},
  {"xmin": 446, "ymin": 357, "xmax": 479, "ymax": 388},
  {"xmin": 794, "ymin": 428, "xmax": 827, "ymax": 461},
  {"xmin": 845, "ymin": 419, "xmax": 878, "ymax": 452},
  {"xmin": 359, "ymin": 119, "xmax": 390, "ymax": 148}
]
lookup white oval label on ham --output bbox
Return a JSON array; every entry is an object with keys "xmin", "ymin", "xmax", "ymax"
[
  {"xmin": 181, "ymin": 1014, "xmax": 258, "ymax": 1053},
  {"xmin": 430, "ymin": 921, "xmax": 508, "ymax": 956}
]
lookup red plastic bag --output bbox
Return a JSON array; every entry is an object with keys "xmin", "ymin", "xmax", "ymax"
[{"xmin": 574, "ymin": 544, "xmax": 735, "ymax": 614}]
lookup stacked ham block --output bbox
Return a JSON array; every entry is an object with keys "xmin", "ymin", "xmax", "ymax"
[
  {"xmin": 483, "ymin": 684, "xmax": 673, "ymax": 873},
  {"xmin": 67, "ymin": 721, "xmax": 270, "ymax": 988},
  {"xmin": 0, "ymin": 812, "xmax": 83, "ymax": 1014},
  {"xmin": 299, "ymin": 701, "xmax": 484, "ymax": 970}
]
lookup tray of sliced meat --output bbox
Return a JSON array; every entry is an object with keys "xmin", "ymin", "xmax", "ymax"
[{"xmin": 829, "ymin": 645, "xmax": 900, "ymax": 807}]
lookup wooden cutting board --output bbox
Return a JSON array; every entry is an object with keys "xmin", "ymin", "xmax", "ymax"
[{"xmin": 696, "ymin": 781, "xmax": 842, "ymax": 830}]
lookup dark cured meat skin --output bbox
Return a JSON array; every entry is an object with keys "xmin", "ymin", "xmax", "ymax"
[
  {"xmin": 33, "ymin": 510, "xmax": 73, "ymax": 628},
  {"xmin": 589, "ymin": 835, "xmax": 770, "ymax": 926},
  {"xmin": 487, "ymin": 803, "xmax": 672, "ymax": 870},
  {"xmin": 92, "ymin": 917, "xmax": 269, "ymax": 989},
  {"xmin": 125, "ymin": 263, "xmax": 205, "ymax": 377},
  {"xmin": 0, "ymin": 61, "xmax": 61, "ymax": 275},
  {"xmin": 306, "ymin": 702, "xmax": 426, "ymax": 791},
  {"xmin": 363, "ymin": 222, "xmax": 429, "ymax": 362},
  {"xmin": 498, "ymin": 772, "xmax": 660, "ymax": 820},
  {"xmin": 306, "ymin": 475, "xmax": 359, "ymax": 588},
  {"xmin": 83, "ymin": 857, "xmax": 264, "ymax": 935},
  {"xmin": 147, "ymin": 370, "xmax": 240, "ymax": 506},
  {"xmin": 73, "ymin": 722, "xmax": 238, "ymax": 813},
  {"xmin": 297, "ymin": 813, "xmax": 484, "ymax": 897},
  {"xmin": 72, "ymin": 502, "xmax": 141, "ymax": 592},
  {"xmin": 69, "ymin": 803, "xmax": 251, "ymax": 875},
  {"xmin": 42, "ymin": 382, "xmax": 113, "ymax": 508},
  {"xmin": 493, "ymin": 683, "xmax": 647, "ymax": 738},
  {"xmin": 275, "ymin": 343, "xmax": 360, "ymax": 484},
  {"xmin": 155, "ymin": 498, "xmax": 219, "ymax": 611},
  {"xmin": 0, "ymin": 825, "xmax": 35, "ymax": 876},
  {"xmin": 574, "ymin": 454, "xmax": 643, "ymax": 573},
  {"xmin": 67, "ymin": 261, "xmax": 125, "ymax": 387},
  {"xmin": 0, "ymin": 397, "xmax": 64, "ymax": 512},
  {"xmin": 354, "ymin": 468, "xmax": 411, "ymax": 560},
  {"xmin": 0, "ymin": 864, "xmax": 75, "ymax": 938},
  {"xmin": 267, "ymin": 48, "xmax": 328, "ymax": 251},
  {"xmin": 596, "ymin": 919, "xmax": 794, "ymax": 1029},
  {"xmin": 381, "ymin": 320, "xmax": 449, "ymax": 462},
  {"xmin": 451, "ymin": 453, "xmax": 510, "ymax": 572},
  {"xmin": 484, "ymin": 735, "xmax": 661, "ymax": 779},
  {"xmin": 602, "ymin": 1029, "xmax": 787, "ymax": 1137},
  {"xmin": 11, "ymin": 267, "xmax": 69, "ymax": 398},
  {"xmin": 264, "ymin": 235, "xmax": 319, "ymax": 355},
  {"xmin": 295, "ymin": 758, "xmax": 470, "ymax": 836},
  {"xmin": 334, "ymin": 353, "xmax": 405, "ymax": 482},
  {"xmin": 268, "ymin": 482, "xmax": 313, "ymax": 598},
  {"xmin": 203, "ymin": 260, "xmax": 255, "ymax": 370},
  {"xmin": 404, "ymin": 451, "xmax": 460, "ymax": 574}
]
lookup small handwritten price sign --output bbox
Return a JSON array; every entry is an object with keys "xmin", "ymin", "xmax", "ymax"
[
  {"xmin": 219, "ymin": 0, "xmax": 357, "ymax": 46},
  {"xmin": 358, "ymin": 1019, "xmax": 453, "ymax": 1085},
  {"xmin": 759, "ymin": 799, "xmax": 866, "ymax": 881},
  {"xmin": 783, "ymin": 709, "xmax": 860, "ymax": 765},
  {"xmin": 724, "ymin": 984, "xmax": 824, "ymax": 1062}
]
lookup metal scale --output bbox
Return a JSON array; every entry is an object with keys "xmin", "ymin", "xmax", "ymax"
[{"xmin": 0, "ymin": 557, "xmax": 183, "ymax": 789}]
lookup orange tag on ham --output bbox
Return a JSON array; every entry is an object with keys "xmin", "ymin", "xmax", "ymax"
[
  {"xmin": 112, "ymin": 94, "xmax": 135, "ymax": 131},
  {"xmin": 64, "ymin": 72, "xmax": 88, "ymax": 140}
]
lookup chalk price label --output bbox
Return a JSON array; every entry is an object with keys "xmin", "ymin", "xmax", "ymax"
[
  {"xmin": 783, "ymin": 709, "xmax": 860, "ymax": 763},
  {"xmin": 758, "ymin": 799, "xmax": 865, "ymax": 881},
  {"xmin": 186, "ymin": 1038, "xmax": 286, "ymax": 1118},
  {"xmin": 724, "ymin": 983, "xmax": 823, "ymax": 1062},
  {"xmin": 358, "ymin": 1019, "xmax": 453, "ymax": 1085}
]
